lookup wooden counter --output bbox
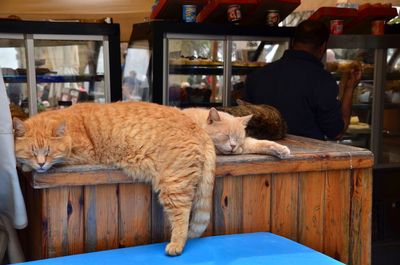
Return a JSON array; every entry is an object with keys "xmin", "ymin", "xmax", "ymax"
[{"xmin": 18, "ymin": 135, "xmax": 373, "ymax": 265}]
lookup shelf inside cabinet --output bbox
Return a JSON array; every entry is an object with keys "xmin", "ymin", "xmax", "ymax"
[
  {"xmin": 331, "ymin": 71, "xmax": 400, "ymax": 81},
  {"xmin": 150, "ymin": 0, "xmax": 208, "ymax": 20},
  {"xmin": 196, "ymin": 0, "xmax": 258, "ymax": 24},
  {"xmin": 3, "ymin": 75, "xmax": 104, "ymax": 83},
  {"xmin": 383, "ymin": 131, "xmax": 400, "ymax": 137},
  {"xmin": 331, "ymin": 72, "xmax": 374, "ymax": 81},
  {"xmin": 352, "ymin": 103, "xmax": 373, "ymax": 110},
  {"xmin": 346, "ymin": 127, "xmax": 371, "ymax": 135},
  {"xmin": 169, "ymin": 65, "xmax": 265, "ymax": 75},
  {"xmin": 169, "ymin": 65, "xmax": 223, "ymax": 75},
  {"xmin": 352, "ymin": 103, "xmax": 400, "ymax": 110},
  {"xmin": 383, "ymin": 103, "xmax": 400, "ymax": 109}
]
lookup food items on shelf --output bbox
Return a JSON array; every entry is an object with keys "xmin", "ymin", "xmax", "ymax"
[
  {"xmin": 326, "ymin": 59, "xmax": 374, "ymax": 77},
  {"xmin": 325, "ymin": 61, "xmax": 339, "ymax": 72},
  {"xmin": 348, "ymin": 115, "xmax": 370, "ymax": 131},
  {"xmin": 361, "ymin": 62, "xmax": 374, "ymax": 74},
  {"xmin": 348, "ymin": 122, "xmax": 370, "ymax": 130},
  {"xmin": 350, "ymin": 116, "xmax": 360, "ymax": 124},
  {"xmin": 337, "ymin": 60, "xmax": 355, "ymax": 73},
  {"xmin": 169, "ymin": 55, "xmax": 220, "ymax": 65},
  {"xmin": 232, "ymin": 60, "xmax": 267, "ymax": 67},
  {"xmin": 169, "ymin": 55, "xmax": 266, "ymax": 67}
]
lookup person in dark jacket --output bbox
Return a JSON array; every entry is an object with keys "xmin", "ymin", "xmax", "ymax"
[{"xmin": 245, "ymin": 20, "xmax": 361, "ymax": 140}]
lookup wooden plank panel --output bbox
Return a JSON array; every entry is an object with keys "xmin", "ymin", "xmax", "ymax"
[
  {"xmin": 323, "ymin": 170, "xmax": 351, "ymax": 264},
  {"xmin": 32, "ymin": 170, "xmax": 129, "ymax": 189},
  {"xmin": 32, "ymin": 153, "xmax": 373, "ymax": 189},
  {"xmin": 216, "ymin": 156, "xmax": 372, "ymax": 178},
  {"xmin": 119, "ymin": 183, "xmax": 151, "ymax": 247},
  {"xmin": 19, "ymin": 172, "xmax": 45, "ymax": 260},
  {"xmin": 44, "ymin": 188, "xmax": 69, "ymax": 258},
  {"xmin": 271, "ymin": 173, "xmax": 298, "ymax": 241},
  {"xmin": 349, "ymin": 168, "xmax": 372, "ymax": 265},
  {"xmin": 151, "ymin": 192, "xmax": 170, "ymax": 243},
  {"xmin": 84, "ymin": 185, "xmax": 119, "ymax": 252},
  {"xmin": 360, "ymin": 168, "xmax": 372, "ymax": 265},
  {"xmin": 214, "ymin": 176, "xmax": 243, "ymax": 235},
  {"xmin": 298, "ymin": 171, "xmax": 325, "ymax": 252},
  {"xmin": 242, "ymin": 175, "xmax": 271, "ymax": 233},
  {"xmin": 66, "ymin": 187, "xmax": 84, "ymax": 255}
]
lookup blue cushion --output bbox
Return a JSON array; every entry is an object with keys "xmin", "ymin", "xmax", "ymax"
[{"xmin": 16, "ymin": 232, "xmax": 344, "ymax": 265}]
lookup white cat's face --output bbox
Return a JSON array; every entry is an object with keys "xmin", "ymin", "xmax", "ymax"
[
  {"xmin": 211, "ymin": 130, "xmax": 244, "ymax": 154},
  {"xmin": 205, "ymin": 109, "xmax": 252, "ymax": 154}
]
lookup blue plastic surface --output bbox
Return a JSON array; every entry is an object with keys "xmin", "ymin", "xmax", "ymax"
[{"xmin": 16, "ymin": 232, "xmax": 344, "ymax": 265}]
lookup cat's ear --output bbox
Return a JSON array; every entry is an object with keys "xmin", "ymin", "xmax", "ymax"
[
  {"xmin": 236, "ymin": 99, "xmax": 250, "ymax": 106},
  {"xmin": 207, "ymin": 108, "xmax": 221, "ymax": 124},
  {"xmin": 13, "ymin": 118, "xmax": 26, "ymax": 137},
  {"xmin": 53, "ymin": 122, "xmax": 66, "ymax": 137},
  {"xmin": 239, "ymin": 115, "xmax": 253, "ymax": 127}
]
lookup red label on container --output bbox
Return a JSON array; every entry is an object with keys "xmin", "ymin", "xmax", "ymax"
[
  {"xmin": 330, "ymin": 20, "xmax": 343, "ymax": 35},
  {"xmin": 227, "ymin": 5, "xmax": 241, "ymax": 23},
  {"xmin": 371, "ymin": 20, "xmax": 385, "ymax": 35}
]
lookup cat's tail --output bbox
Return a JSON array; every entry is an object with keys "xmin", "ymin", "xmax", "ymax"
[{"xmin": 188, "ymin": 137, "xmax": 216, "ymax": 239}]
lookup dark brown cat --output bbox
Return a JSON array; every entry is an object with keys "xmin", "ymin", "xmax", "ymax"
[{"xmin": 216, "ymin": 99, "xmax": 287, "ymax": 140}]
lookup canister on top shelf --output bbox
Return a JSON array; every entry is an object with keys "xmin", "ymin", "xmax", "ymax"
[
  {"xmin": 371, "ymin": 20, "xmax": 385, "ymax": 35},
  {"xmin": 266, "ymin": 10, "xmax": 280, "ymax": 26},
  {"xmin": 330, "ymin": 20, "xmax": 344, "ymax": 35},
  {"xmin": 182, "ymin": 5, "xmax": 197, "ymax": 23},
  {"xmin": 227, "ymin": 4, "xmax": 241, "ymax": 24}
]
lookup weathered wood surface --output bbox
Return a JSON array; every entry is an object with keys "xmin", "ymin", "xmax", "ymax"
[
  {"xmin": 29, "ymin": 135, "xmax": 373, "ymax": 189},
  {"xmin": 19, "ymin": 135, "xmax": 373, "ymax": 265}
]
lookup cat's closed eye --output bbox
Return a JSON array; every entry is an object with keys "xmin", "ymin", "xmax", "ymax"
[{"xmin": 215, "ymin": 133, "xmax": 229, "ymax": 141}]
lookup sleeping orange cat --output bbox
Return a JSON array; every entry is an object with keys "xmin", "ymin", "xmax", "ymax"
[
  {"xmin": 182, "ymin": 107, "xmax": 290, "ymax": 158},
  {"xmin": 13, "ymin": 101, "xmax": 216, "ymax": 256}
]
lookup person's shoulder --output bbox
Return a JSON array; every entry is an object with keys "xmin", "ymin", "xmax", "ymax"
[
  {"xmin": 318, "ymin": 67, "xmax": 337, "ymax": 84},
  {"xmin": 248, "ymin": 60, "xmax": 279, "ymax": 78}
]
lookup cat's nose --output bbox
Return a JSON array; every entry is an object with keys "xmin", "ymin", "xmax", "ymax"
[
  {"xmin": 230, "ymin": 144, "xmax": 236, "ymax": 150},
  {"xmin": 38, "ymin": 163, "xmax": 45, "ymax": 168}
]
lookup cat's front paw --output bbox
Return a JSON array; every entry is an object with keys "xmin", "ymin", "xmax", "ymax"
[
  {"xmin": 165, "ymin": 242, "xmax": 184, "ymax": 256},
  {"xmin": 273, "ymin": 145, "xmax": 290, "ymax": 159}
]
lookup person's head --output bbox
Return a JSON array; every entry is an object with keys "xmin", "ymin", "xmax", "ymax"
[{"xmin": 292, "ymin": 20, "xmax": 330, "ymax": 60}]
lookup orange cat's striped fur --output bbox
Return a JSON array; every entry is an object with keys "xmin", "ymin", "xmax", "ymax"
[{"xmin": 13, "ymin": 101, "xmax": 216, "ymax": 256}]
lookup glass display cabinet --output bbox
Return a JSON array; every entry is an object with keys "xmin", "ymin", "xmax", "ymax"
[
  {"xmin": 0, "ymin": 20, "xmax": 121, "ymax": 117},
  {"xmin": 124, "ymin": 21, "xmax": 293, "ymax": 107},
  {"xmin": 327, "ymin": 34, "xmax": 400, "ymax": 168}
]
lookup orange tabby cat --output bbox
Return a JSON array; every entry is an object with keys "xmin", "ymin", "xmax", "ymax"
[
  {"xmin": 13, "ymin": 101, "xmax": 216, "ymax": 256},
  {"xmin": 182, "ymin": 108, "xmax": 290, "ymax": 158}
]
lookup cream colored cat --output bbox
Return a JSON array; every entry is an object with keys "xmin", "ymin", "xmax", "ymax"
[
  {"xmin": 13, "ymin": 101, "xmax": 216, "ymax": 256},
  {"xmin": 182, "ymin": 108, "xmax": 290, "ymax": 158}
]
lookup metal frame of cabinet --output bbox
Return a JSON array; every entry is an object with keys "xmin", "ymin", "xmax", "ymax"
[
  {"xmin": 328, "ymin": 35, "xmax": 400, "ymax": 168},
  {"xmin": 0, "ymin": 20, "xmax": 122, "ymax": 115},
  {"xmin": 128, "ymin": 21, "xmax": 294, "ymax": 106}
]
